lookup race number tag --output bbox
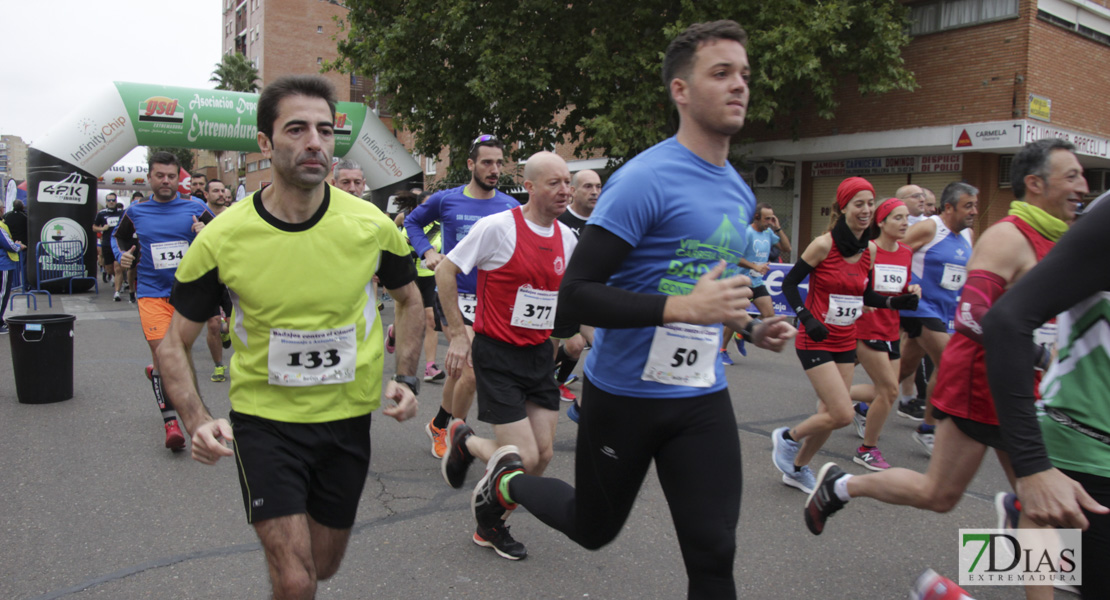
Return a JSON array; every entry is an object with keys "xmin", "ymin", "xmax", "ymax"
[
  {"xmin": 1033, "ymin": 323, "xmax": 1057, "ymax": 347},
  {"xmin": 941, "ymin": 263, "xmax": 967, "ymax": 290},
  {"xmin": 510, "ymin": 287, "xmax": 558, "ymax": 330},
  {"xmin": 458, "ymin": 294, "xmax": 477, "ymax": 322},
  {"xmin": 106, "ymin": 216, "xmax": 120, "ymax": 227},
  {"xmin": 873, "ymin": 264, "xmax": 907, "ymax": 294},
  {"xmin": 151, "ymin": 240, "xmax": 188, "ymax": 270},
  {"xmin": 268, "ymin": 326, "xmax": 357, "ymax": 387},
  {"xmin": 642, "ymin": 323, "xmax": 718, "ymax": 387},
  {"xmin": 825, "ymin": 294, "xmax": 863, "ymax": 326}
]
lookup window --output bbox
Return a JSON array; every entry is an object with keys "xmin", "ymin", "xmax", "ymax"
[
  {"xmin": 998, "ymin": 155, "xmax": 1013, "ymax": 188},
  {"xmin": 317, "ymin": 26, "xmax": 323, "ymax": 33},
  {"xmin": 247, "ymin": 162, "xmax": 258, "ymax": 173},
  {"xmin": 910, "ymin": 0, "xmax": 1018, "ymax": 35},
  {"xmin": 317, "ymin": 57, "xmax": 323, "ymax": 65},
  {"xmin": 424, "ymin": 157, "xmax": 436, "ymax": 175},
  {"xmin": 258, "ymin": 159, "xmax": 271, "ymax": 170}
]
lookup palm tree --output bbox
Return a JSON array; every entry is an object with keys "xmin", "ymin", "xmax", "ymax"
[{"xmin": 210, "ymin": 53, "xmax": 260, "ymax": 93}]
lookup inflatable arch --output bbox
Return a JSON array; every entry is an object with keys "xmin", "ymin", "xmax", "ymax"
[{"xmin": 26, "ymin": 82, "xmax": 420, "ymax": 290}]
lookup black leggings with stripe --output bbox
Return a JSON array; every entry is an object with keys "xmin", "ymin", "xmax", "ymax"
[{"xmin": 509, "ymin": 379, "xmax": 742, "ymax": 599}]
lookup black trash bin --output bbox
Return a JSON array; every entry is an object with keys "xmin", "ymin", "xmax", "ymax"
[{"xmin": 6, "ymin": 314, "xmax": 77, "ymax": 404}]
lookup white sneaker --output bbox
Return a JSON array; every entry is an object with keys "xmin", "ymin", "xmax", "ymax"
[
  {"xmin": 913, "ymin": 430, "xmax": 935, "ymax": 456},
  {"xmin": 852, "ymin": 410, "xmax": 866, "ymax": 439}
]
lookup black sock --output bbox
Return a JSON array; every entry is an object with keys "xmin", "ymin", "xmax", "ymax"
[
  {"xmin": 556, "ymin": 353, "xmax": 578, "ymax": 384},
  {"xmin": 860, "ymin": 444, "xmax": 876, "ymax": 450},
  {"xmin": 793, "ymin": 464, "xmax": 802, "ymax": 473},
  {"xmin": 150, "ymin": 371, "xmax": 177, "ymax": 424},
  {"xmin": 432, "ymin": 406, "xmax": 452, "ymax": 429},
  {"xmin": 782, "ymin": 429, "xmax": 795, "ymax": 442}
]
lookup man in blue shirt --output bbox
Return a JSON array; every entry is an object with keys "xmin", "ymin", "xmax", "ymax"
[
  {"xmin": 463, "ymin": 21, "xmax": 794, "ymax": 597},
  {"xmin": 405, "ymin": 136, "xmax": 520, "ymax": 458},
  {"xmin": 727, "ymin": 202, "xmax": 791, "ymax": 360}
]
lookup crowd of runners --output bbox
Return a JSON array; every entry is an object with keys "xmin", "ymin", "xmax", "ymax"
[{"xmin": 65, "ymin": 18, "xmax": 1109, "ymax": 600}]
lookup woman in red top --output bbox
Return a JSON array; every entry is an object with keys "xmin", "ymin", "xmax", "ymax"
[
  {"xmin": 850, "ymin": 199, "xmax": 920, "ymax": 471},
  {"xmin": 772, "ymin": 178, "xmax": 919, "ymax": 492}
]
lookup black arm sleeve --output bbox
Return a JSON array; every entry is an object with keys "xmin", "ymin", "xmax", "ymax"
[
  {"xmin": 377, "ymin": 250, "xmax": 418, "ymax": 291},
  {"xmin": 114, "ymin": 214, "xmax": 135, "ymax": 253},
  {"xmin": 781, "ymin": 259, "xmax": 813, "ymax": 313},
  {"xmin": 557, "ymin": 224, "xmax": 668, "ymax": 329},
  {"xmin": 983, "ymin": 202, "xmax": 1110, "ymax": 477},
  {"xmin": 169, "ymin": 267, "xmax": 223, "ymax": 323}
]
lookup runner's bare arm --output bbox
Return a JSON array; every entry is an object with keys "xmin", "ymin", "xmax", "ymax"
[
  {"xmin": 434, "ymin": 258, "xmax": 473, "ymax": 378},
  {"xmin": 157, "ymin": 312, "xmax": 234, "ymax": 465}
]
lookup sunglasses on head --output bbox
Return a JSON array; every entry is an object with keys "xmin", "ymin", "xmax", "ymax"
[{"xmin": 469, "ymin": 134, "xmax": 497, "ymax": 153}]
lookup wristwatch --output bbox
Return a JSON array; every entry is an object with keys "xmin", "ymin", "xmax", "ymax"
[
  {"xmin": 740, "ymin": 318, "xmax": 763, "ymax": 343},
  {"xmin": 391, "ymin": 374, "xmax": 421, "ymax": 395}
]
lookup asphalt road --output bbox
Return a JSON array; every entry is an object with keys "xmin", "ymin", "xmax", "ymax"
[{"xmin": 1, "ymin": 288, "xmax": 1035, "ymax": 599}]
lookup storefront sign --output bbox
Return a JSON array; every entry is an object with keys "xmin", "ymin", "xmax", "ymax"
[
  {"xmin": 1024, "ymin": 123, "xmax": 1110, "ymax": 159},
  {"xmin": 952, "ymin": 121, "xmax": 1024, "ymax": 150},
  {"xmin": 811, "ymin": 154, "xmax": 963, "ymax": 177}
]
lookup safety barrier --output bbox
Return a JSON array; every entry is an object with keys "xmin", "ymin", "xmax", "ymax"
[{"xmin": 36, "ymin": 240, "xmax": 97, "ymax": 295}]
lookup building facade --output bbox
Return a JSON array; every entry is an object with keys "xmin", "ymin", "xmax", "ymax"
[
  {"xmin": 1, "ymin": 135, "xmax": 28, "ymax": 182},
  {"xmin": 744, "ymin": 0, "xmax": 1110, "ymax": 253}
]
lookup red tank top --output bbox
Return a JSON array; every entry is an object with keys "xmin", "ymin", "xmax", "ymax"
[
  {"xmin": 856, "ymin": 242, "xmax": 913, "ymax": 342},
  {"xmin": 932, "ymin": 215, "xmax": 1055, "ymax": 424},
  {"xmin": 473, "ymin": 207, "xmax": 567, "ymax": 346},
  {"xmin": 796, "ymin": 240, "xmax": 872, "ymax": 352}
]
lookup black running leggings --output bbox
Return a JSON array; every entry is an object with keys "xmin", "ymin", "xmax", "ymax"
[{"xmin": 509, "ymin": 379, "xmax": 742, "ymax": 600}]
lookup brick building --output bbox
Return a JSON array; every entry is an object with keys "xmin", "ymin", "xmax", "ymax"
[
  {"xmin": 216, "ymin": 0, "xmax": 392, "ymax": 192},
  {"xmin": 744, "ymin": 0, "xmax": 1110, "ymax": 253},
  {"xmin": 1, "ymin": 135, "xmax": 28, "ymax": 182}
]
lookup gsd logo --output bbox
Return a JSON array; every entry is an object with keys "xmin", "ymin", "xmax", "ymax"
[{"xmin": 138, "ymin": 97, "xmax": 184, "ymax": 124}]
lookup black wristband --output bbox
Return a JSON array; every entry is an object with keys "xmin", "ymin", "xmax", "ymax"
[
  {"xmin": 391, "ymin": 374, "xmax": 420, "ymax": 396},
  {"xmin": 741, "ymin": 318, "xmax": 762, "ymax": 343}
]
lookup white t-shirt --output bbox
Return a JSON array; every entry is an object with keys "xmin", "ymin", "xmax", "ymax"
[{"xmin": 447, "ymin": 209, "xmax": 578, "ymax": 275}]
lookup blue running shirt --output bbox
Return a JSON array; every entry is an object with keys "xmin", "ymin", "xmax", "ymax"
[
  {"xmin": 404, "ymin": 185, "xmax": 519, "ymax": 294},
  {"xmin": 121, "ymin": 196, "xmax": 212, "ymax": 298},
  {"xmin": 740, "ymin": 224, "xmax": 780, "ymax": 287},
  {"xmin": 584, "ymin": 137, "xmax": 756, "ymax": 398},
  {"xmin": 901, "ymin": 215, "xmax": 972, "ymax": 327}
]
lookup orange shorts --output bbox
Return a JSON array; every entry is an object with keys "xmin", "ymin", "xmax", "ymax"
[{"xmin": 137, "ymin": 297, "xmax": 175, "ymax": 341}]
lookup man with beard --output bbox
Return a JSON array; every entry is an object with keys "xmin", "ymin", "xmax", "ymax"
[
  {"xmin": 404, "ymin": 135, "xmax": 520, "ymax": 458},
  {"xmin": 115, "ymin": 152, "xmax": 214, "ymax": 450}
]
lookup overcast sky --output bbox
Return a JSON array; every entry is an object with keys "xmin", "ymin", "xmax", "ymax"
[{"xmin": 1, "ymin": 0, "xmax": 222, "ymax": 158}]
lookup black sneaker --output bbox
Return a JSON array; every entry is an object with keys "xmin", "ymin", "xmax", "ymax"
[
  {"xmin": 804, "ymin": 462, "xmax": 848, "ymax": 535},
  {"xmin": 473, "ymin": 522, "xmax": 527, "ymax": 560},
  {"xmin": 472, "ymin": 445, "xmax": 523, "ymax": 530},
  {"xmin": 129, "ymin": 292, "xmax": 136, "ymax": 304},
  {"xmin": 441, "ymin": 420, "xmax": 475, "ymax": 488},
  {"xmin": 897, "ymin": 397, "xmax": 925, "ymax": 421}
]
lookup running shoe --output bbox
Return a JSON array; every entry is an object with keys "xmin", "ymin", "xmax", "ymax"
[
  {"xmin": 782, "ymin": 465, "xmax": 817, "ymax": 494},
  {"xmin": 0, "ymin": 325, "xmax": 8, "ymax": 335},
  {"xmin": 853, "ymin": 446, "xmax": 890, "ymax": 471},
  {"xmin": 852, "ymin": 409, "xmax": 867, "ymax": 440},
  {"xmin": 425, "ymin": 420, "xmax": 447, "ymax": 459},
  {"xmin": 734, "ymin": 333, "xmax": 747, "ymax": 357},
  {"xmin": 770, "ymin": 427, "xmax": 800, "ymax": 476},
  {"xmin": 164, "ymin": 420, "xmax": 186, "ymax": 450},
  {"xmin": 472, "ymin": 445, "xmax": 524, "ymax": 530},
  {"xmin": 897, "ymin": 397, "xmax": 926, "ymax": 421},
  {"xmin": 129, "ymin": 292, "xmax": 136, "ymax": 303},
  {"xmin": 911, "ymin": 568, "xmax": 975, "ymax": 600},
  {"xmin": 559, "ymin": 384, "xmax": 577, "ymax": 402},
  {"xmin": 719, "ymin": 349, "xmax": 734, "ymax": 366},
  {"xmin": 424, "ymin": 362, "xmax": 445, "ymax": 382},
  {"xmin": 114, "ymin": 291, "xmax": 121, "ymax": 302},
  {"xmin": 804, "ymin": 462, "xmax": 848, "ymax": 535},
  {"xmin": 913, "ymin": 428, "xmax": 935, "ymax": 456},
  {"xmin": 385, "ymin": 324, "xmax": 395, "ymax": 354},
  {"xmin": 563, "ymin": 373, "xmax": 579, "ymax": 386},
  {"xmin": 473, "ymin": 522, "xmax": 527, "ymax": 560},
  {"xmin": 210, "ymin": 365, "xmax": 227, "ymax": 382},
  {"xmin": 567, "ymin": 401, "xmax": 580, "ymax": 423},
  {"xmin": 442, "ymin": 420, "xmax": 476, "ymax": 488},
  {"xmin": 994, "ymin": 492, "xmax": 1020, "ymax": 531}
]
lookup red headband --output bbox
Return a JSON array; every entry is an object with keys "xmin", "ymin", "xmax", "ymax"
[
  {"xmin": 875, "ymin": 199, "xmax": 905, "ymax": 224},
  {"xmin": 836, "ymin": 177, "xmax": 875, "ymax": 209}
]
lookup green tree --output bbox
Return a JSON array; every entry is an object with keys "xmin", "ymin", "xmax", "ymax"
[
  {"xmin": 331, "ymin": 1, "xmax": 915, "ymax": 168},
  {"xmin": 210, "ymin": 52, "xmax": 261, "ymax": 93},
  {"xmin": 146, "ymin": 147, "xmax": 195, "ymax": 175}
]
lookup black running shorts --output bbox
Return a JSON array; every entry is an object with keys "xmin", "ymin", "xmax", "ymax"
[
  {"xmin": 860, "ymin": 338, "xmax": 901, "ymax": 360},
  {"xmin": 472, "ymin": 333, "xmax": 560, "ymax": 424},
  {"xmin": 230, "ymin": 411, "xmax": 371, "ymax": 529},
  {"xmin": 931, "ymin": 406, "xmax": 1005, "ymax": 450},
  {"xmin": 900, "ymin": 316, "xmax": 947, "ymax": 339},
  {"xmin": 795, "ymin": 348, "xmax": 857, "ymax": 370}
]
